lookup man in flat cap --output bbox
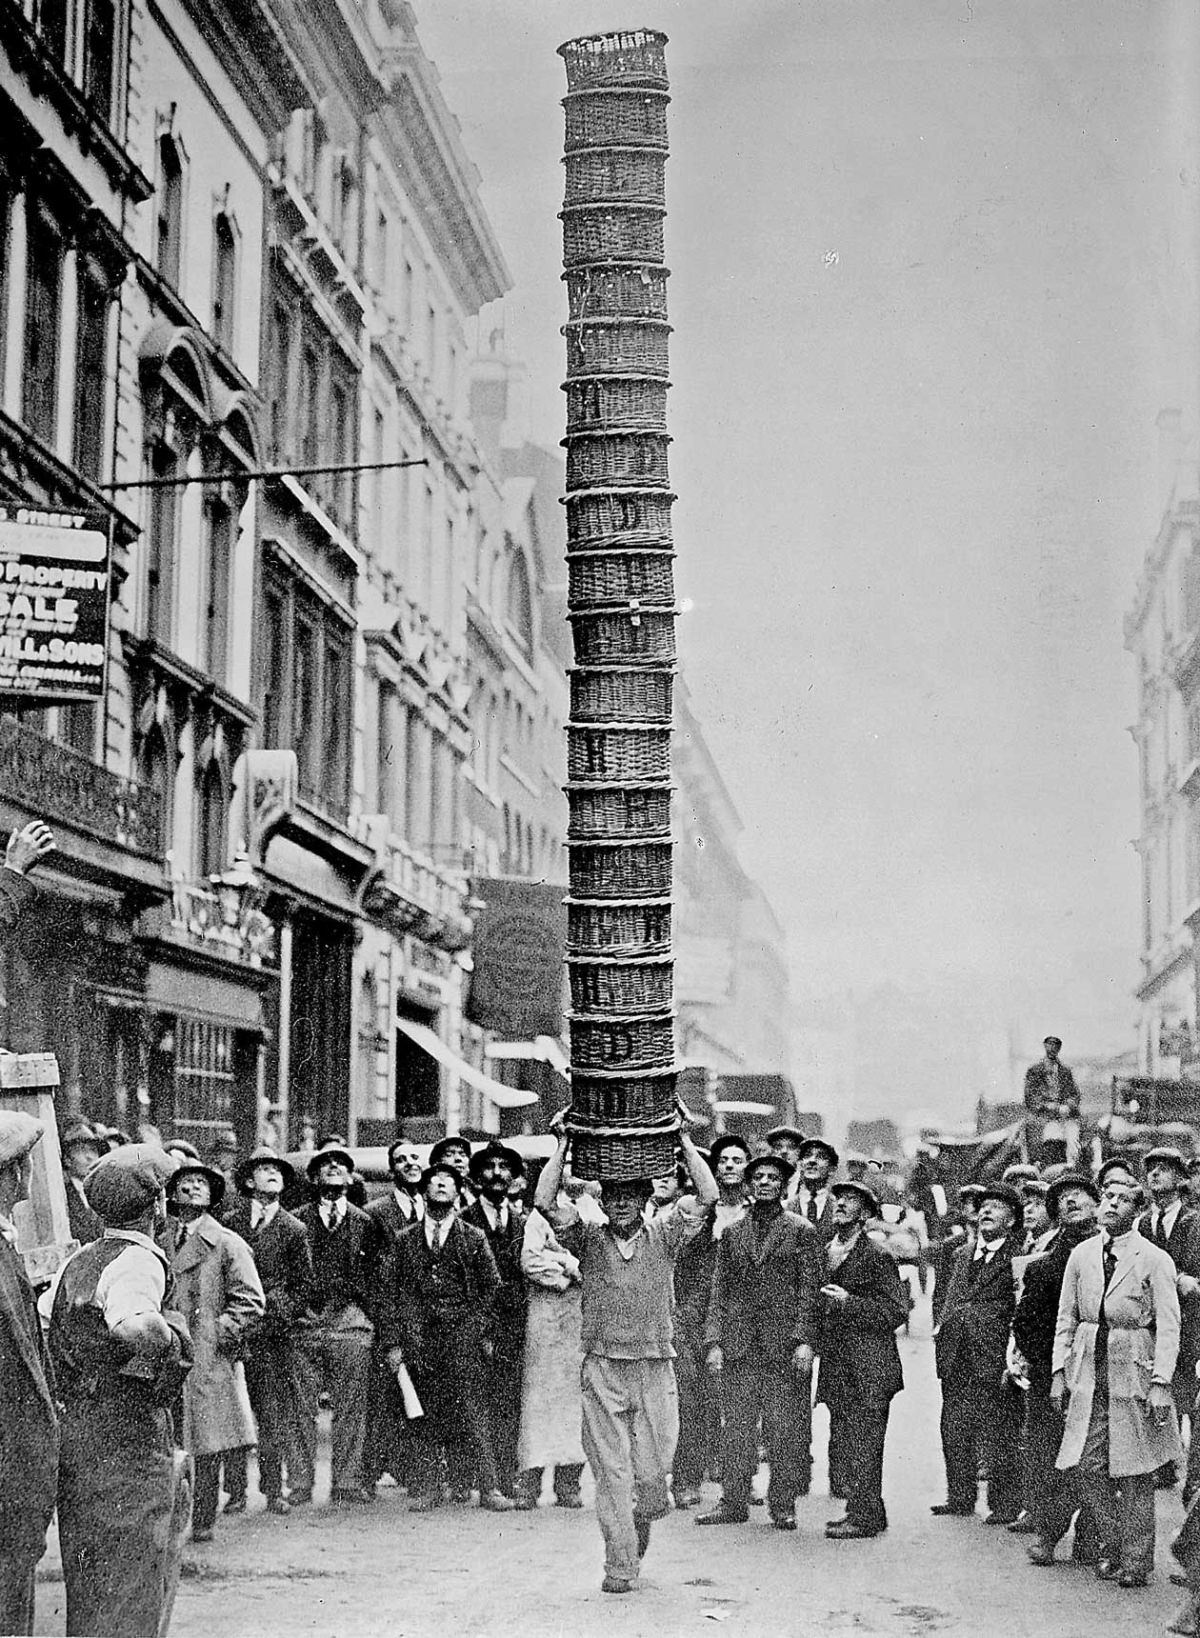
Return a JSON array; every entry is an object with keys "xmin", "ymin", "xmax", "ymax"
[
  {"xmin": 699, "ymin": 1151, "xmax": 821, "ymax": 1532},
  {"xmin": 817, "ymin": 1179, "xmax": 907, "ymax": 1539},
  {"xmin": 46, "ymin": 1142, "xmax": 192, "ymax": 1638},
  {"xmin": 0, "ymin": 1112, "xmax": 57, "ymax": 1636},
  {"xmin": 462, "ymin": 1141, "xmax": 528, "ymax": 1501},
  {"xmin": 1024, "ymin": 1036, "xmax": 1080, "ymax": 1165},
  {"xmin": 933, "ymin": 1181, "xmax": 1024, "ymax": 1522}
]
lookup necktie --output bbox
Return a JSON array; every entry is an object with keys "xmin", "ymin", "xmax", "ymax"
[
  {"xmin": 251, "ymin": 1204, "xmax": 263, "ymax": 1231},
  {"xmin": 1156, "ymin": 1213, "xmax": 1169, "ymax": 1249},
  {"xmin": 806, "ymin": 1196, "xmax": 818, "ymax": 1224},
  {"xmin": 1102, "ymin": 1241, "xmax": 1116, "ymax": 1291}
]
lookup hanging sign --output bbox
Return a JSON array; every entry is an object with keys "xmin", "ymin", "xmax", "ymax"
[{"xmin": 0, "ymin": 507, "xmax": 110, "ymax": 702}]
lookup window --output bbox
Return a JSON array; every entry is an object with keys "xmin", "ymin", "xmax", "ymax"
[
  {"xmin": 269, "ymin": 301, "xmax": 290, "ymax": 457},
  {"xmin": 203, "ymin": 498, "xmax": 232, "ymax": 681},
  {"xmin": 74, "ymin": 263, "xmax": 110, "ymax": 482},
  {"xmin": 294, "ymin": 616, "xmax": 318, "ymax": 790},
  {"xmin": 259, "ymin": 567, "xmax": 354, "ymax": 822},
  {"xmin": 330, "ymin": 380, "xmax": 349, "ymax": 523},
  {"xmin": 146, "ymin": 443, "xmax": 177, "ymax": 644},
  {"xmin": 505, "ymin": 548, "xmax": 534, "ymax": 654},
  {"xmin": 35, "ymin": 0, "xmax": 69, "ymax": 66},
  {"xmin": 138, "ymin": 721, "xmax": 173, "ymax": 840},
  {"xmin": 196, "ymin": 758, "xmax": 227, "ymax": 877},
  {"xmin": 156, "ymin": 136, "xmax": 183, "ymax": 286},
  {"xmin": 299, "ymin": 345, "xmax": 319, "ymax": 467},
  {"xmin": 22, "ymin": 208, "xmax": 62, "ymax": 445},
  {"xmin": 59, "ymin": 702, "xmax": 96, "ymax": 759},
  {"xmin": 83, "ymin": 0, "xmax": 117, "ymax": 124},
  {"xmin": 261, "ymin": 586, "xmax": 285, "ymax": 747},
  {"xmin": 211, "ymin": 213, "xmax": 236, "ymax": 351},
  {"xmin": 172, "ymin": 1019, "xmax": 235, "ymax": 1141}
]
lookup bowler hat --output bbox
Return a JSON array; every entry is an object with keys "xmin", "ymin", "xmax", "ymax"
[
  {"xmin": 745, "ymin": 1152, "xmax": 794, "ymax": 1185},
  {"xmin": 420, "ymin": 1161, "xmax": 463, "ymax": 1193},
  {"xmin": 168, "ymin": 1161, "xmax": 226, "ymax": 1212},
  {"xmin": 709, "ymin": 1133, "xmax": 752, "ymax": 1165},
  {"xmin": 165, "ymin": 1139, "xmax": 201, "ymax": 1163},
  {"xmin": 469, "ymin": 1141, "xmax": 524, "ymax": 1183},
  {"xmin": 977, "ymin": 1182, "xmax": 1024, "ymax": 1218},
  {"xmin": 0, "ymin": 1110, "xmax": 44, "ymax": 1169},
  {"xmin": 61, "ymin": 1119, "xmax": 101, "ymax": 1154},
  {"xmin": 235, "ymin": 1147, "xmax": 296, "ymax": 1194},
  {"xmin": 1002, "ymin": 1163, "xmax": 1041, "ymax": 1186},
  {"xmin": 85, "ymin": 1143, "xmax": 178, "ymax": 1226},
  {"xmin": 831, "ymin": 1178, "xmax": 881, "ymax": 1217},
  {"xmin": 306, "ymin": 1144, "xmax": 356, "ymax": 1181},
  {"xmin": 765, "ymin": 1125, "xmax": 806, "ymax": 1149},
  {"xmin": 429, "ymin": 1135, "xmax": 472, "ymax": 1170},
  {"xmin": 798, "ymin": 1137, "xmax": 840, "ymax": 1171},
  {"xmin": 1043, "ymin": 1036, "xmax": 1063, "ymax": 1048},
  {"xmin": 1020, "ymin": 1178, "xmax": 1049, "ymax": 1198},
  {"xmin": 1045, "ymin": 1171, "xmax": 1100, "ymax": 1220},
  {"xmin": 956, "ymin": 1183, "xmax": 987, "ymax": 1205},
  {"xmin": 1143, "ymin": 1146, "xmax": 1190, "ymax": 1177}
]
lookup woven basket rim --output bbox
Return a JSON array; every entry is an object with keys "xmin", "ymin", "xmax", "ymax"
[
  {"xmin": 562, "ymin": 262, "xmax": 671, "ymax": 277},
  {"xmin": 563, "ymin": 374, "xmax": 672, "ymax": 389},
  {"xmin": 566, "ymin": 893, "xmax": 672, "ymax": 907},
  {"xmin": 568, "ymin": 662, "xmax": 678, "ymax": 672},
  {"xmin": 570, "ymin": 1065, "xmax": 680, "ymax": 1084},
  {"xmin": 561, "ymin": 83, "xmax": 671, "ymax": 101},
  {"xmin": 567, "ymin": 951, "xmax": 673, "ymax": 966},
  {"xmin": 562, "ymin": 484, "xmax": 676, "ymax": 500},
  {"xmin": 566, "ymin": 606, "xmax": 676, "ymax": 620},
  {"xmin": 562, "ymin": 429, "xmax": 673, "ymax": 445},
  {"xmin": 565, "ymin": 720, "xmax": 672, "ymax": 735},
  {"xmin": 560, "ymin": 201, "xmax": 666, "ymax": 218},
  {"xmin": 569, "ymin": 1007, "xmax": 676, "ymax": 1021},
  {"xmin": 562, "ymin": 316, "xmax": 671, "ymax": 332},
  {"xmin": 565, "ymin": 778, "xmax": 674, "ymax": 789},
  {"xmin": 567, "ymin": 549, "xmax": 677, "ymax": 562},
  {"xmin": 567, "ymin": 835, "xmax": 673, "ymax": 848}
]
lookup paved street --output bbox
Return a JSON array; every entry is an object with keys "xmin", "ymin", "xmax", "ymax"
[{"xmin": 33, "ymin": 1301, "xmax": 1189, "ymax": 1638}]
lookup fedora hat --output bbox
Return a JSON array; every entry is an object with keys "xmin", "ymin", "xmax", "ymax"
[
  {"xmin": 235, "ymin": 1147, "xmax": 296, "ymax": 1194},
  {"xmin": 168, "ymin": 1161, "xmax": 226, "ymax": 1212}
]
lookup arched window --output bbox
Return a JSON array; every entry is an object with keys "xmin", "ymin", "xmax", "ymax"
[
  {"xmin": 156, "ymin": 136, "xmax": 183, "ymax": 287},
  {"xmin": 505, "ymin": 547, "xmax": 534, "ymax": 655},
  {"xmin": 211, "ymin": 213, "xmax": 236, "ymax": 350},
  {"xmin": 139, "ymin": 721, "xmax": 174, "ymax": 842},
  {"xmin": 84, "ymin": 0, "xmax": 118, "ymax": 125},
  {"xmin": 197, "ymin": 758, "xmax": 227, "ymax": 878}
]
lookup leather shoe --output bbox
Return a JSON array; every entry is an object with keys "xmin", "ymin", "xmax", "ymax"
[
  {"xmin": 1006, "ymin": 1511, "xmax": 1036, "ymax": 1534},
  {"xmin": 223, "ymin": 1497, "xmax": 247, "ymax": 1515},
  {"xmin": 1117, "ymin": 1569, "xmax": 1149, "ymax": 1589},
  {"xmin": 265, "ymin": 1496, "xmax": 291, "ymax": 1516},
  {"xmin": 930, "ymin": 1503, "xmax": 974, "ymax": 1517},
  {"xmin": 602, "ymin": 1576, "xmax": 636, "ymax": 1595},
  {"xmin": 331, "ymin": 1487, "xmax": 375, "ymax": 1506},
  {"xmin": 1026, "ymin": 1544, "xmax": 1056, "ymax": 1567},
  {"xmin": 984, "ymin": 1511, "xmax": 1020, "ymax": 1527},
  {"xmin": 513, "ymin": 1493, "xmax": 539, "ymax": 1512},
  {"xmin": 286, "ymin": 1488, "xmax": 312, "ymax": 1506},
  {"xmin": 1173, "ymin": 1573, "xmax": 1191, "ymax": 1588},
  {"xmin": 697, "ymin": 1504, "xmax": 749, "ymax": 1525},
  {"xmin": 407, "ymin": 1493, "xmax": 439, "ymax": 1513},
  {"xmin": 448, "ymin": 1486, "xmax": 473, "ymax": 1505},
  {"xmin": 770, "ymin": 1513, "xmax": 797, "ymax": 1531},
  {"xmin": 481, "ymin": 1490, "xmax": 515, "ymax": 1512},
  {"xmin": 190, "ymin": 1527, "xmax": 214, "ymax": 1544},
  {"xmin": 826, "ymin": 1519, "xmax": 883, "ymax": 1539},
  {"xmin": 555, "ymin": 1495, "xmax": 583, "ymax": 1509},
  {"xmin": 673, "ymin": 1487, "xmax": 702, "ymax": 1510},
  {"xmin": 1095, "ymin": 1559, "xmax": 1120, "ymax": 1580}
]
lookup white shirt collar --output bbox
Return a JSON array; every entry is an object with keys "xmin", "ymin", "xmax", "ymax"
[
  {"xmin": 0, "ymin": 1210, "xmax": 16, "ymax": 1247},
  {"xmin": 479, "ymin": 1196, "xmax": 509, "ymax": 1232},
  {"xmin": 393, "ymin": 1187, "xmax": 422, "ymax": 1219},
  {"xmin": 320, "ymin": 1197, "xmax": 347, "ymax": 1229},
  {"xmin": 424, "ymin": 1212, "xmax": 454, "ymax": 1249},
  {"xmin": 250, "ymin": 1200, "xmax": 279, "ymax": 1230}
]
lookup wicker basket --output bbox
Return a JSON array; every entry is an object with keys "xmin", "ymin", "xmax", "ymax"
[
  {"xmin": 568, "ymin": 955, "xmax": 673, "ymax": 1013},
  {"xmin": 568, "ymin": 839, "xmax": 673, "ymax": 899},
  {"xmin": 563, "ymin": 88, "xmax": 670, "ymax": 153},
  {"xmin": 567, "ymin": 550, "xmax": 675, "ymax": 608},
  {"xmin": 567, "ymin": 723, "xmax": 671, "ymax": 783},
  {"xmin": 570, "ymin": 608, "xmax": 676, "ymax": 665},
  {"xmin": 564, "ymin": 486, "xmax": 674, "ymax": 548},
  {"xmin": 564, "ymin": 376, "xmax": 669, "ymax": 432},
  {"xmin": 565, "ymin": 431, "xmax": 670, "ymax": 490},
  {"xmin": 564, "ymin": 147, "xmax": 665, "ymax": 207},
  {"xmin": 561, "ymin": 205, "xmax": 666, "ymax": 268},
  {"xmin": 571, "ymin": 1062, "xmax": 677, "ymax": 1113},
  {"xmin": 570, "ymin": 1128, "xmax": 677, "ymax": 1182},
  {"xmin": 567, "ymin": 896, "xmax": 671, "ymax": 956},
  {"xmin": 570, "ymin": 1019, "xmax": 676, "ymax": 1074},
  {"xmin": 563, "ymin": 319, "xmax": 670, "ymax": 379},
  {"xmin": 570, "ymin": 667, "xmax": 673, "ymax": 723},
  {"xmin": 566, "ymin": 783, "xmax": 672, "ymax": 840},
  {"xmin": 559, "ymin": 30, "xmax": 669, "ymax": 91},
  {"xmin": 564, "ymin": 265, "xmax": 670, "ymax": 321}
]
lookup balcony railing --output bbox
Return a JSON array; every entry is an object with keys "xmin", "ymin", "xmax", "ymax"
[{"xmin": 0, "ymin": 717, "xmax": 163, "ymax": 856}]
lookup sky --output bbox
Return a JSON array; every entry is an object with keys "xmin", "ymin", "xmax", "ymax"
[{"xmin": 416, "ymin": 2, "xmax": 1200, "ymax": 1065}]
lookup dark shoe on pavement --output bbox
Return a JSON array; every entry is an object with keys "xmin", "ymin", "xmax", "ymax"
[
  {"xmin": 984, "ymin": 1511, "xmax": 1020, "ymax": 1526},
  {"xmin": 554, "ymin": 1495, "xmax": 583, "ymax": 1510},
  {"xmin": 770, "ymin": 1513, "xmax": 797, "ymax": 1531},
  {"xmin": 190, "ymin": 1527, "xmax": 214, "ymax": 1544},
  {"xmin": 673, "ymin": 1487, "xmax": 702, "ymax": 1510},
  {"xmin": 265, "ymin": 1496, "xmax": 291, "ymax": 1516},
  {"xmin": 930, "ymin": 1503, "xmax": 974, "ymax": 1517},
  {"xmin": 407, "ymin": 1493, "xmax": 439, "ymax": 1513},
  {"xmin": 448, "ymin": 1486, "xmax": 473, "ymax": 1505},
  {"xmin": 602, "ymin": 1577, "xmax": 636, "ymax": 1595},
  {"xmin": 286, "ymin": 1489, "xmax": 312, "ymax": 1507},
  {"xmin": 331, "ymin": 1487, "xmax": 376, "ymax": 1506},
  {"xmin": 697, "ymin": 1504, "xmax": 750, "ymax": 1526},
  {"xmin": 1173, "ymin": 1573, "xmax": 1191, "ymax": 1588},
  {"xmin": 826, "ymin": 1519, "xmax": 883, "ymax": 1540},
  {"xmin": 1006, "ymin": 1511, "xmax": 1036, "ymax": 1534},
  {"xmin": 1026, "ymin": 1544, "xmax": 1056, "ymax": 1567},
  {"xmin": 481, "ymin": 1490, "xmax": 515, "ymax": 1512},
  {"xmin": 1168, "ymin": 1600, "xmax": 1199, "ymax": 1636},
  {"xmin": 513, "ymin": 1493, "xmax": 539, "ymax": 1511},
  {"xmin": 635, "ymin": 1515, "xmax": 652, "ymax": 1558},
  {"xmin": 1117, "ymin": 1569, "xmax": 1150, "ymax": 1589},
  {"xmin": 223, "ymin": 1497, "xmax": 247, "ymax": 1515},
  {"xmin": 1095, "ymin": 1559, "xmax": 1120, "ymax": 1581}
]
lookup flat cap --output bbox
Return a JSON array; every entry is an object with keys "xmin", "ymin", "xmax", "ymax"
[
  {"xmin": 977, "ymin": 1182, "xmax": 1024, "ymax": 1217},
  {"xmin": 85, "ymin": 1142, "xmax": 178, "ymax": 1225},
  {"xmin": 0, "ymin": 1110, "xmax": 44, "ymax": 1168},
  {"xmin": 798, "ymin": 1137, "xmax": 840, "ymax": 1170},
  {"xmin": 746, "ymin": 1152, "xmax": 794, "ymax": 1184},
  {"xmin": 1045, "ymin": 1171, "xmax": 1100, "ymax": 1218},
  {"xmin": 765, "ymin": 1125, "xmax": 806, "ymax": 1149},
  {"xmin": 1143, "ymin": 1146, "xmax": 1190, "ymax": 1175},
  {"xmin": 831, "ymin": 1177, "xmax": 880, "ymax": 1216}
]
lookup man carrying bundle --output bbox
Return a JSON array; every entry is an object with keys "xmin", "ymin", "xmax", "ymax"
[{"xmin": 535, "ymin": 1102, "xmax": 717, "ymax": 1595}]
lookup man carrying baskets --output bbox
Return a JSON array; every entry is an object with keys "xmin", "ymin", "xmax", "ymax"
[{"xmin": 535, "ymin": 1102, "xmax": 717, "ymax": 1595}]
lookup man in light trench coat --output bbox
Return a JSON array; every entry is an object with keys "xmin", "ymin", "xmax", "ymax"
[{"xmin": 1052, "ymin": 1158, "xmax": 1182, "ymax": 1588}]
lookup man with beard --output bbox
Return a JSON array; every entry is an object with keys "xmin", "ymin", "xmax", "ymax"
[
  {"xmin": 293, "ymin": 1145, "xmax": 382, "ymax": 1506},
  {"xmin": 792, "ymin": 1138, "xmax": 840, "ymax": 1242},
  {"xmin": 463, "ymin": 1142, "xmax": 527, "ymax": 1501},
  {"xmin": 224, "ymin": 1149, "xmax": 312, "ymax": 1515},
  {"xmin": 1012, "ymin": 1171, "xmax": 1101, "ymax": 1567},
  {"xmin": 932, "ymin": 1181, "xmax": 1024, "ymax": 1522},
  {"xmin": 817, "ymin": 1179, "xmax": 907, "ymax": 1539},
  {"xmin": 1053, "ymin": 1161, "xmax": 1181, "ymax": 1587},
  {"xmin": 535, "ymin": 1105, "xmax": 716, "ymax": 1594},
  {"xmin": 671, "ymin": 1133, "xmax": 749, "ymax": 1510},
  {"xmin": 382, "ymin": 1161, "xmax": 510, "ymax": 1511},
  {"xmin": 699, "ymin": 1151, "xmax": 821, "ymax": 1532}
]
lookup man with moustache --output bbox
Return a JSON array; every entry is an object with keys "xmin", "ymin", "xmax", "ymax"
[
  {"xmin": 1053, "ymin": 1160, "xmax": 1182, "ymax": 1587},
  {"xmin": 1012, "ymin": 1171, "xmax": 1101, "ymax": 1567},
  {"xmin": 671, "ymin": 1133, "xmax": 750, "ymax": 1509},
  {"xmin": 462, "ymin": 1141, "xmax": 528, "ymax": 1499},
  {"xmin": 293, "ymin": 1145, "xmax": 382, "ymax": 1506},
  {"xmin": 932, "ymin": 1181, "xmax": 1024, "ymax": 1522},
  {"xmin": 224, "ymin": 1149, "xmax": 312, "ymax": 1515},
  {"xmin": 699, "ymin": 1151, "xmax": 822, "ymax": 1532},
  {"xmin": 381, "ymin": 1160, "xmax": 510, "ymax": 1511},
  {"xmin": 817, "ymin": 1179, "xmax": 907, "ymax": 1539}
]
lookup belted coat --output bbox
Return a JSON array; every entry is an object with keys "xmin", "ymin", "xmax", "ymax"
[
  {"xmin": 171, "ymin": 1214, "xmax": 265, "ymax": 1455},
  {"xmin": 1053, "ymin": 1228, "xmax": 1183, "ymax": 1477}
]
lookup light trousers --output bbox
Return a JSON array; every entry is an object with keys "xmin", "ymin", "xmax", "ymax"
[{"xmin": 580, "ymin": 1354, "xmax": 678, "ymax": 1583}]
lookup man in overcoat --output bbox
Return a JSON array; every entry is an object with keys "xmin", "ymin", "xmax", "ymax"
[
  {"xmin": 816, "ymin": 1179, "xmax": 907, "ymax": 1539},
  {"xmin": 380, "ymin": 1161, "xmax": 510, "ymax": 1511},
  {"xmin": 223, "ymin": 1148, "xmax": 311, "ymax": 1513},
  {"xmin": 1052, "ymin": 1160, "xmax": 1182, "ymax": 1586},
  {"xmin": 932, "ymin": 1180, "xmax": 1024, "ymax": 1522},
  {"xmin": 699, "ymin": 1151, "xmax": 822, "ymax": 1531},
  {"xmin": 462, "ymin": 1140, "xmax": 528, "ymax": 1498},
  {"xmin": 0, "ymin": 1112, "xmax": 58, "ymax": 1636},
  {"xmin": 168, "ymin": 1161, "xmax": 264, "ymax": 1541},
  {"xmin": 1023, "ymin": 1035, "xmax": 1080, "ymax": 1164}
]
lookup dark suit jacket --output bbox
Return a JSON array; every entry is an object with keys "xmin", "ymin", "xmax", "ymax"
[
  {"xmin": 705, "ymin": 1205, "xmax": 821, "ymax": 1364},
  {"xmin": 223, "ymin": 1200, "xmax": 313, "ymax": 1340},
  {"xmin": 1139, "ymin": 1202, "xmax": 1200, "ymax": 1386},
  {"xmin": 66, "ymin": 1175, "xmax": 104, "ymax": 1246},
  {"xmin": 1023, "ymin": 1060, "xmax": 1080, "ymax": 1117},
  {"xmin": 1012, "ymin": 1228, "xmax": 1094, "ymax": 1394},
  {"xmin": 294, "ymin": 1201, "xmax": 381, "ymax": 1324},
  {"xmin": 0, "ymin": 867, "xmax": 34, "ymax": 934},
  {"xmin": 675, "ymin": 1204, "xmax": 725, "ymax": 1337},
  {"xmin": 789, "ymin": 1189, "xmax": 838, "ymax": 1244},
  {"xmin": 365, "ymin": 1191, "xmax": 422, "ymax": 1252},
  {"xmin": 815, "ymin": 1233, "xmax": 906, "ymax": 1408},
  {"xmin": 380, "ymin": 1217, "xmax": 500, "ymax": 1361},
  {"xmin": 0, "ymin": 1236, "xmax": 58, "ymax": 1553},
  {"xmin": 461, "ymin": 1199, "xmax": 527, "ymax": 1338},
  {"xmin": 934, "ymin": 1236, "xmax": 1019, "ymax": 1386}
]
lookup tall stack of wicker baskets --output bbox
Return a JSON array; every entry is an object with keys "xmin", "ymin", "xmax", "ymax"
[{"xmin": 558, "ymin": 30, "xmax": 677, "ymax": 1181}]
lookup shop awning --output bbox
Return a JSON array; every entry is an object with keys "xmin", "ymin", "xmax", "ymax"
[
  {"xmin": 146, "ymin": 961, "xmax": 266, "ymax": 1032},
  {"xmin": 485, "ymin": 1036, "xmax": 570, "ymax": 1080},
  {"xmin": 397, "ymin": 1017, "xmax": 538, "ymax": 1108},
  {"xmin": 714, "ymin": 1099, "xmax": 776, "ymax": 1117}
]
